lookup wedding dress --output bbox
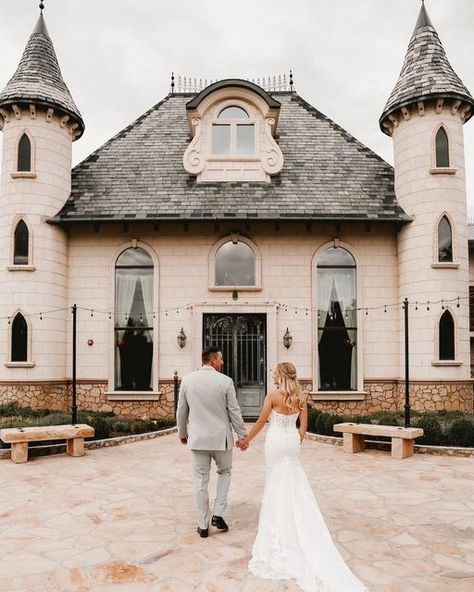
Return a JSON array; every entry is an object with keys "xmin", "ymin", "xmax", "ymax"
[{"xmin": 248, "ymin": 410, "xmax": 369, "ymax": 592}]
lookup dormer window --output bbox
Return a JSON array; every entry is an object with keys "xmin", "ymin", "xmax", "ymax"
[
  {"xmin": 183, "ymin": 80, "xmax": 284, "ymax": 183},
  {"xmin": 212, "ymin": 106, "xmax": 255, "ymax": 155}
]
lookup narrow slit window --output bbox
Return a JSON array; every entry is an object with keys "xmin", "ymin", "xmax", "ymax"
[
  {"xmin": 439, "ymin": 310, "xmax": 455, "ymax": 360},
  {"xmin": 17, "ymin": 134, "xmax": 32, "ymax": 172},
  {"xmin": 435, "ymin": 127, "xmax": 449, "ymax": 168},
  {"xmin": 438, "ymin": 216, "xmax": 453, "ymax": 262},
  {"xmin": 11, "ymin": 313, "xmax": 28, "ymax": 362},
  {"xmin": 14, "ymin": 220, "xmax": 29, "ymax": 265}
]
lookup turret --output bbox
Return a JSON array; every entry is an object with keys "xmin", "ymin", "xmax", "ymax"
[
  {"xmin": 380, "ymin": 2, "xmax": 474, "ymax": 395},
  {"xmin": 0, "ymin": 4, "xmax": 83, "ymax": 386}
]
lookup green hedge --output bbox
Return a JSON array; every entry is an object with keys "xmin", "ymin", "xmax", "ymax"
[
  {"xmin": 306, "ymin": 406, "xmax": 474, "ymax": 448},
  {"xmin": 0, "ymin": 403, "xmax": 175, "ymax": 447}
]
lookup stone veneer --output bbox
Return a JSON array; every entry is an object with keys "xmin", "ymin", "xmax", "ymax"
[
  {"xmin": 302, "ymin": 380, "xmax": 474, "ymax": 415},
  {"xmin": 0, "ymin": 378, "xmax": 472, "ymax": 419}
]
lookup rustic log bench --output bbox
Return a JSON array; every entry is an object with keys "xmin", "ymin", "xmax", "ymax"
[
  {"xmin": 333, "ymin": 423, "xmax": 424, "ymax": 459},
  {"xmin": 0, "ymin": 424, "xmax": 95, "ymax": 464}
]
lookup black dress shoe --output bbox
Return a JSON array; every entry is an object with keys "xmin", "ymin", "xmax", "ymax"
[
  {"xmin": 197, "ymin": 526, "xmax": 208, "ymax": 538},
  {"xmin": 211, "ymin": 515, "xmax": 229, "ymax": 531}
]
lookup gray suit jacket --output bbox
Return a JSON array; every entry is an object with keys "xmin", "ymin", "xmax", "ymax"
[{"xmin": 177, "ymin": 366, "xmax": 247, "ymax": 450}]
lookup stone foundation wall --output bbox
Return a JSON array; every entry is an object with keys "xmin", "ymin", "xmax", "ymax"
[
  {"xmin": 302, "ymin": 380, "xmax": 473, "ymax": 416},
  {"xmin": 1, "ymin": 379, "xmax": 472, "ymax": 418},
  {"xmin": 0, "ymin": 380, "xmax": 175, "ymax": 419}
]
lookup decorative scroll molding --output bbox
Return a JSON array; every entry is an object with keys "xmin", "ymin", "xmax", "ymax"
[
  {"xmin": 262, "ymin": 117, "xmax": 284, "ymax": 176},
  {"xmin": 183, "ymin": 118, "xmax": 205, "ymax": 175}
]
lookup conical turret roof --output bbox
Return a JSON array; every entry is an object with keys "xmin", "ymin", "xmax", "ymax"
[
  {"xmin": 380, "ymin": 3, "xmax": 474, "ymax": 133},
  {"xmin": 0, "ymin": 13, "xmax": 84, "ymax": 138}
]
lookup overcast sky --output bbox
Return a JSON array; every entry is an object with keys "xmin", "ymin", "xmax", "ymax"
[{"xmin": 1, "ymin": 0, "xmax": 473, "ymax": 213}]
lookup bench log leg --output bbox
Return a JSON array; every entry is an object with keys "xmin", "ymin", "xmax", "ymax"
[
  {"xmin": 11, "ymin": 442, "xmax": 28, "ymax": 464},
  {"xmin": 343, "ymin": 433, "xmax": 365, "ymax": 453},
  {"xmin": 67, "ymin": 437, "xmax": 85, "ymax": 457},
  {"xmin": 392, "ymin": 437, "xmax": 414, "ymax": 459}
]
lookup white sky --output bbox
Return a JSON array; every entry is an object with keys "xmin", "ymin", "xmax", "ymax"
[{"xmin": 1, "ymin": 0, "xmax": 473, "ymax": 214}]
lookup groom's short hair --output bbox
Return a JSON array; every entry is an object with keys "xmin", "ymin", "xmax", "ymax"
[{"xmin": 202, "ymin": 346, "xmax": 221, "ymax": 364}]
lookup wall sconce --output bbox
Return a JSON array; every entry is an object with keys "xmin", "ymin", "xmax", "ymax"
[
  {"xmin": 177, "ymin": 327, "xmax": 187, "ymax": 349},
  {"xmin": 283, "ymin": 328, "xmax": 292, "ymax": 349}
]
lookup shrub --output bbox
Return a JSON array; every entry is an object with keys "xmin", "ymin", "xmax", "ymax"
[
  {"xmin": 446, "ymin": 418, "xmax": 474, "ymax": 448},
  {"xmin": 323, "ymin": 414, "xmax": 345, "ymax": 436},
  {"xmin": 314, "ymin": 412, "xmax": 330, "ymax": 435},
  {"xmin": 307, "ymin": 406, "xmax": 321, "ymax": 433},
  {"xmin": 413, "ymin": 415, "xmax": 444, "ymax": 446}
]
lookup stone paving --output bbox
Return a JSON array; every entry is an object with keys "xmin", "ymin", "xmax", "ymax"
[{"xmin": 0, "ymin": 430, "xmax": 473, "ymax": 592}]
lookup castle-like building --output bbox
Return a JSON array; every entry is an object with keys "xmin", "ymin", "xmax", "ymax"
[{"xmin": 0, "ymin": 4, "xmax": 473, "ymax": 419}]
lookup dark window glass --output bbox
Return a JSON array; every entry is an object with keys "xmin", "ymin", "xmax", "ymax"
[
  {"xmin": 439, "ymin": 310, "xmax": 455, "ymax": 360},
  {"xmin": 317, "ymin": 247, "xmax": 357, "ymax": 391},
  {"xmin": 218, "ymin": 106, "xmax": 249, "ymax": 119},
  {"xmin": 115, "ymin": 248, "xmax": 154, "ymax": 391},
  {"xmin": 14, "ymin": 220, "xmax": 29, "ymax": 265},
  {"xmin": 215, "ymin": 241, "xmax": 255, "ymax": 286},
  {"xmin": 438, "ymin": 216, "xmax": 453, "ymax": 262},
  {"xmin": 17, "ymin": 134, "xmax": 32, "ymax": 172},
  {"xmin": 11, "ymin": 313, "xmax": 28, "ymax": 362},
  {"xmin": 435, "ymin": 127, "xmax": 449, "ymax": 168},
  {"xmin": 470, "ymin": 286, "xmax": 474, "ymax": 332}
]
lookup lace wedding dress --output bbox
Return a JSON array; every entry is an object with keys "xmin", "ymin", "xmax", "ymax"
[{"xmin": 248, "ymin": 410, "xmax": 368, "ymax": 592}]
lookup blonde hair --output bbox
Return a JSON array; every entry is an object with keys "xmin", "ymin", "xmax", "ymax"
[{"xmin": 276, "ymin": 362, "xmax": 306, "ymax": 412}]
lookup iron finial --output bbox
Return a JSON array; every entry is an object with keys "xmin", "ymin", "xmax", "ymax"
[
  {"xmin": 39, "ymin": 1, "xmax": 44, "ymax": 13},
  {"xmin": 289, "ymin": 70, "xmax": 294, "ymax": 93},
  {"xmin": 171, "ymin": 72, "xmax": 175, "ymax": 94}
]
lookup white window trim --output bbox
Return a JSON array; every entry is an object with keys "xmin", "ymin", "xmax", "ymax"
[
  {"xmin": 312, "ymin": 239, "xmax": 363, "ymax": 394},
  {"xmin": 432, "ymin": 306, "xmax": 461, "ymax": 366},
  {"xmin": 432, "ymin": 211, "xmax": 457, "ymax": 266},
  {"xmin": 5, "ymin": 309, "xmax": 34, "ymax": 366},
  {"xmin": 430, "ymin": 123, "xmax": 457, "ymax": 174},
  {"xmin": 11, "ymin": 129, "xmax": 36, "ymax": 177},
  {"xmin": 208, "ymin": 233, "xmax": 262, "ymax": 291},
  {"xmin": 9, "ymin": 215, "xmax": 34, "ymax": 269},
  {"xmin": 107, "ymin": 240, "xmax": 160, "ymax": 397},
  {"xmin": 209, "ymin": 100, "xmax": 258, "ymax": 160}
]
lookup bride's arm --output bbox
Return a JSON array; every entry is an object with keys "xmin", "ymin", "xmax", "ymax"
[
  {"xmin": 299, "ymin": 402, "xmax": 308, "ymax": 443},
  {"xmin": 238, "ymin": 394, "xmax": 273, "ymax": 448}
]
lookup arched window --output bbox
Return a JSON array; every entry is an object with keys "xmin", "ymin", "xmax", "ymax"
[
  {"xmin": 115, "ymin": 247, "xmax": 154, "ymax": 391},
  {"xmin": 435, "ymin": 127, "xmax": 449, "ymax": 168},
  {"xmin": 438, "ymin": 216, "xmax": 453, "ymax": 262},
  {"xmin": 11, "ymin": 313, "xmax": 28, "ymax": 362},
  {"xmin": 13, "ymin": 219, "xmax": 29, "ymax": 265},
  {"xmin": 439, "ymin": 310, "xmax": 455, "ymax": 360},
  {"xmin": 317, "ymin": 247, "xmax": 357, "ymax": 391},
  {"xmin": 215, "ymin": 241, "xmax": 256, "ymax": 286},
  {"xmin": 212, "ymin": 105, "xmax": 255, "ymax": 155},
  {"xmin": 17, "ymin": 133, "xmax": 32, "ymax": 172}
]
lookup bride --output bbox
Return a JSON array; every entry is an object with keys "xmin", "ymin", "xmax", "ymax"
[{"xmin": 237, "ymin": 362, "xmax": 368, "ymax": 592}]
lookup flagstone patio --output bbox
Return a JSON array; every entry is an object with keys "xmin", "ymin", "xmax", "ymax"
[{"xmin": 0, "ymin": 430, "xmax": 473, "ymax": 592}]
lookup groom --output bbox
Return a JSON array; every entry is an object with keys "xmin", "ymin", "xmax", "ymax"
[{"xmin": 177, "ymin": 346, "xmax": 248, "ymax": 538}]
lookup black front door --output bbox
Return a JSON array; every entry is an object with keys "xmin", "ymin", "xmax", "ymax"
[{"xmin": 203, "ymin": 314, "xmax": 266, "ymax": 418}]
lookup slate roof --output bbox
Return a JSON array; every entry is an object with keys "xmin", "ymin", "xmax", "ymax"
[
  {"xmin": 52, "ymin": 91, "xmax": 408, "ymax": 225},
  {"xmin": 380, "ymin": 4, "xmax": 474, "ymax": 132},
  {"xmin": 0, "ymin": 14, "xmax": 84, "ymax": 136}
]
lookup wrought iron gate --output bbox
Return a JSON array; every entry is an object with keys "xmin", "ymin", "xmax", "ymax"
[{"xmin": 203, "ymin": 314, "xmax": 266, "ymax": 418}]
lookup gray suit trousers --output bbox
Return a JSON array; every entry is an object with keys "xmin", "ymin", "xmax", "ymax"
[{"xmin": 191, "ymin": 449, "xmax": 233, "ymax": 529}]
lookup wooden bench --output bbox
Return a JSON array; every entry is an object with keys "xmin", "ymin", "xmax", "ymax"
[
  {"xmin": 333, "ymin": 423, "xmax": 424, "ymax": 459},
  {"xmin": 0, "ymin": 424, "xmax": 95, "ymax": 464}
]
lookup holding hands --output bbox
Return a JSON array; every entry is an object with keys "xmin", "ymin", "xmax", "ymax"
[{"xmin": 236, "ymin": 439, "xmax": 249, "ymax": 451}]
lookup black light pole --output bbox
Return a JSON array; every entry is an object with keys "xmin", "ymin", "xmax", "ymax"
[
  {"xmin": 174, "ymin": 370, "xmax": 180, "ymax": 420},
  {"xmin": 71, "ymin": 304, "xmax": 78, "ymax": 425},
  {"xmin": 403, "ymin": 298, "xmax": 411, "ymax": 428}
]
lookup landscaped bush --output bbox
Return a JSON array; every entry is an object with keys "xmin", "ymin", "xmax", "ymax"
[
  {"xmin": 0, "ymin": 403, "xmax": 175, "ymax": 447},
  {"xmin": 305, "ymin": 407, "xmax": 474, "ymax": 448},
  {"xmin": 446, "ymin": 418, "xmax": 474, "ymax": 447}
]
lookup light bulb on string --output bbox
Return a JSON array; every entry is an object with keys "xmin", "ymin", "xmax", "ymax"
[
  {"xmin": 456, "ymin": 297, "xmax": 460, "ymax": 308},
  {"xmin": 91, "ymin": 309, "xmax": 94, "ymax": 317},
  {"xmin": 426, "ymin": 301, "xmax": 430, "ymax": 311},
  {"xmin": 441, "ymin": 300, "xmax": 445, "ymax": 310},
  {"xmin": 40, "ymin": 312, "xmax": 43, "ymax": 320},
  {"xmin": 415, "ymin": 302, "xmax": 418, "ymax": 311},
  {"xmin": 384, "ymin": 305, "xmax": 387, "ymax": 313}
]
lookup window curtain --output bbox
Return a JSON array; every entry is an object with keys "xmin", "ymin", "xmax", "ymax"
[
  {"xmin": 317, "ymin": 271, "xmax": 335, "ymax": 342},
  {"xmin": 332, "ymin": 270, "xmax": 357, "ymax": 390},
  {"xmin": 115, "ymin": 273, "xmax": 138, "ymax": 387},
  {"xmin": 140, "ymin": 274, "xmax": 154, "ymax": 327}
]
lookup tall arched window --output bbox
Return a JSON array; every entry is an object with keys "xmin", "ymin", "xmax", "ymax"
[
  {"xmin": 14, "ymin": 219, "xmax": 29, "ymax": 265},
  {"xmin": 212, "ymin": 105, "xmax": 255, "ymax": 155},
  {"xmin": 115, "ymin": 247, "xmax": 154, "ymax": 391},
  {"xmin": 439, "ymin": 310, "xmax": 455, "ymax": 360},
  {"xmin": 435, "ymin": 127, "xmax": 449, "ymax": 168},
  {"xmin": 11, "ymin": 313, "xmax": 28, "ymax": 362},
  {"xmin": 438, "ymin": 216, "xmax": 453, "ymax": 262},
  {"xmin": 17, "ymin": 133, "xmax": 32, "ymax": 172},
  {"xmin": 317, "ymin": 247, "xmax": 357, "ymax": 390},
  {"xmin": 215, "ymin": 240, "xmax": 256, "ymax": 286}
]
